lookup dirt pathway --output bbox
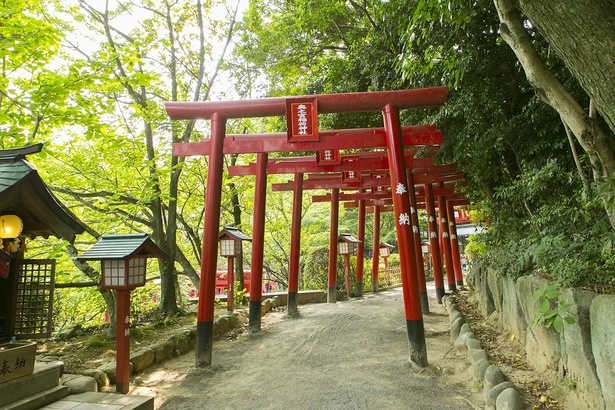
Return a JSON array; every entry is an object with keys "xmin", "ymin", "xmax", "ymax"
[{"xmin": 132, "ymin": 287, "xmax": 484, "ymax": 409}]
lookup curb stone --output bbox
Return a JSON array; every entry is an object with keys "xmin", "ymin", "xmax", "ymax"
[
  {"xmin": 485, "ymin": 381, "xmax": 516, "ymax": 410},
  {"xmin": 444, "ymin": 295, "xmax": 523, "ymax": 410},
  {"xmin": 451, "ymin": 316, "xmax": 465, "ymax": 339},
  {"xmin": 483, "ymin": 364, "xmax": 505, "ymax": 396},
  {"xmin": 495, "ymin": 387, "xmax": 523, "ymax": 410}
]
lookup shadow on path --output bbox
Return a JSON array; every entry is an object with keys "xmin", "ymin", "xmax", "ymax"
[{"xmin": 134, "ymin": 287, "xmax": 482, "ymax": 410}]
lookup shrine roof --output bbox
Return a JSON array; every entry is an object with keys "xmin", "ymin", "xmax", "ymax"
[
  {"xmin": 0, "ymin": 144, "xmax": 85, "ymax": 242},
  {"xmin": 78, "ymin": 233, "xmax": 166, "ymax": 261}
]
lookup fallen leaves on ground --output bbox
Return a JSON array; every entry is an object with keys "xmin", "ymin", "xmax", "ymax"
[{"xmin": 452, "ymin": 290, "xmax": 565, "ymax": 410}]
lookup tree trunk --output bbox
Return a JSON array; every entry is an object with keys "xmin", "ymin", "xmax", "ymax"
[
  {"xmin": 562, "ymin": 117, "xmax": 591, "ymax": 197},
  {"xmin": 102, "ymin": 290, "xmax": 116, "ymax": 338},
  {"xmin": 516, "ymin": 0, "xmax": 615, "ymax": 134},
  {"xmin": 493, "ymin": 0, "xmax": 615, "ymax": 229}
]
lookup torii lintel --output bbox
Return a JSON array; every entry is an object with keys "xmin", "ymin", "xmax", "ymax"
[{"xmin": 166, "ymin": 86, "xmax": 449, "ymax": 120}]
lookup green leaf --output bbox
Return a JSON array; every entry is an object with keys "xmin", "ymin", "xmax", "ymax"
[
  {"xmin": 543, "ymin": 309, "xmax": 557, "ymax": 319},
  {"xmin": 538, "ymin": 298, "xmax": 550, "ymax": 312},
  {"xmin": 544, "ymin": 283, "xmax": 560, "ymax": 299},
  {"xmin": 553, "ymin": 316, "xmax": 564, "ymax": 333}
]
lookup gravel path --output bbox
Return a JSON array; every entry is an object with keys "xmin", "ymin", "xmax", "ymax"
[{"xmin": 133, "ymin": 287, "xmax": 483, "ymax": 409}]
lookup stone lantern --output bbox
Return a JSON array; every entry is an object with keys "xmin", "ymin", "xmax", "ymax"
[
  {"xmin": 379, "ymin": 242, "xmax": 395, "ymax": 270},
  {"xmin": 218, "ymin": 227, "xmax": 251, "ymax": 312},
  {"xmin": 78, "ymin": 233, "xmax": 165, "ymax": 394},
  {"xmin": 338, "ymin": 233, "xmax": 361, "ymax": 296}
]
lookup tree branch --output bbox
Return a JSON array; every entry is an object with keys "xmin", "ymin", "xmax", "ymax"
[{"xmin": 562, "ymin": 116, "xmax": 591, "ymax": 197}]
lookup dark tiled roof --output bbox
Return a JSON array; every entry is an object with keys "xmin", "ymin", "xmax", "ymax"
[
  {"xmin": 0, "ymin": 156, "xmax": 35, "ymax": 194},
  {"xmin": 219, "ymin": 226, "xmax": 252, "ymax": 241},
  {"xmin": 0, "ymin": 144, "xmax": 85, "ymax": 242},
  {"xmin": 339, "ymin": 233, "xmax": 361, "ymax": 243},
  {"xmin": 78, "ymin": 233, "xmax": 166, "ymax": 261}
]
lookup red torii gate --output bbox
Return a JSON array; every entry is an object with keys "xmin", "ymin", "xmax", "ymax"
[
  {"xmin": 307, "ymin": 173, "xmax": 467, "ymax": 307},
  {"xmin": 237, "ymin": 153, "xmax": 439, "ymax": 309},
  {"xmin": 167, "ymin": 86, "xmax": 448, "ymax": 368},
  {"xmin": 228, "ymin": 144, "xmax": 439, "ymax": 314},
  {"xmin": 341, "ymin": 185, "xmax": 469, "ymax": 304}
]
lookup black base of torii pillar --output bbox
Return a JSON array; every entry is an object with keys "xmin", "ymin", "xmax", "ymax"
[{"xmin": 383, "ymin": 103, "xmax": 428, "ymax": 367}]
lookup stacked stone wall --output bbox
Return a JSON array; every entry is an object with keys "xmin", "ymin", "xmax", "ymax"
[{"xmin": 468, "ymin": 262, "xmax": 615, "ymax": 409}]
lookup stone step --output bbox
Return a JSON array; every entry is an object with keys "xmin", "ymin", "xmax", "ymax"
[
  {"xmin": 0, "ymin": 361, "xmax": 64, "ymax": 407},
  {"xmin": 39, "ymin": 392, "xmax": 154, "ymax": 410},
  {"xmin": 3, "ymin": 385, "xmax": 69, "ymax": 410}
]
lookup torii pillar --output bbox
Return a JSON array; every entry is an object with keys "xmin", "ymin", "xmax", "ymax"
[
  {"xmin": 438, "ymin": 191, "xmax": 456, "ymax": 292},
  {"xmin": 195, "ymin": 113, "xmax": 226, "ymax": 367},
  {"xmin": 248, "ymin": 152, "xmax": 268, "ymax": 332},
  {"xmin": 371, "ymin": 205, "xmax": 381, "ymax": 293},
  {"xmin": 407, "ymin": 170, "xmax": 429, "ymax": 314},
  {"xmin": 424, "ymin": 183, "xmax": 446, "ymax": 303},
  {"xmin": 383, "ymin": 104, "xmax": 427, "ymax": 366},
  {"xmin": 355, "ymin": 195, "xmax": 366, "ymax": 297},
  {"xmin": 447, "ymin": 200, "xmax": 464, "ymax": 287},
  {"xmin": 287, "ymin": 173, "xmax": 303, "ymax": 316},
  {"xmin": 328, "ymin": 188, "xmax": 340, "ymax": 303}
]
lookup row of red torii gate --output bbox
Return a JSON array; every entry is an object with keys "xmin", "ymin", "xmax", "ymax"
[{"xmin": 167, "ymin": 86, "xmax": 467, "ymax": 368}]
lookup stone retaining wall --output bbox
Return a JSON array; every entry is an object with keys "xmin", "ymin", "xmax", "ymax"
[{"xmin": 467, "ymin": 262, "xmax": 615, "ymax": 410}]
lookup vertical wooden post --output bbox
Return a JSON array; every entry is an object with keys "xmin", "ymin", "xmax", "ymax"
[
  {"xmin": 115, "ymin": 289, "xmax": 131, "ymax": 394},
  {"xmin": 446, "ymin": 200, "xmax": 464, "ymax": 287},
  {"xmin": 355, "ymin": 196, "xmax": 366, "ymax": 297},
  {"xmin": 288, "ymin": 173, "xmax": 303, "ymax": 316},
  {"xmin": 371, "ymin": 205, "xmax": 381, "ymax": 293},
  {"xmin": 227, "ymin": 257, "xmax": 234, "ymax": 312},
  {"xmin": 249, "ymin": 152, "xmax": 268, "ymax": 333},
  {"xmin": 328, "ymin": 188, "xmax": 340, "ymax": 303},
  {"xmin": 407, "ymin": 170, "xmax": 429, "ymax": 314},
  {"xmin": 343, "ymin": 254, "xmax": 351, "ymax": 296},
  {"xmin": 424, "ymin": 183, "xmax": 445, "ymax": 303},
  {"xmin": 438, "ymin": 192, "xmax": 456, "ymax": 292},
  {"xmin": 383, "ymin": 104, "xmax": 427, "ymax": 367},
  {"xmin": 196, "ymin": 112, "xmax": 226, "ymax": 367}
]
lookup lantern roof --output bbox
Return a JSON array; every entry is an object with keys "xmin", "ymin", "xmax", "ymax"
[
  {"xmin": 77, "ymin": 233, "xmax": 166, "ymax": 261},
  {"xmin": 218, "ymin": 226, "xmax": 252, "ymax": 242},
  {"xmin": 0, "ymin": 143, "xmax": 86, "ymax": 242},
  {"xmin": 338, "ymin": 233, "xmax": 361, "ymax": 244},
  {"xmin": 379, "ymin": 242, "xmax": 396, "ymax": 249}
]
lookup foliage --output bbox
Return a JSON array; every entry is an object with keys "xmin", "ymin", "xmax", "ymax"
[
  {"xmin": 387, "ymin": 253, "xmax": 400, "ymax": 267},
  {"xmin": 3, "ymin": 0, "xmax": 614, "ymax": 335},
  {"xmin": 530, "ymin": 282, "xmax": 575, "ymax": 333},
  {"xmin": 53, "ymin": 287, "xmax": 107, "ymax": 331},
  {"xmin": 233, "ymin": 282, "xmax": 249, "ymax": 306},
  {"xmin": 0, "ymin": 0, "xmax": 68, "ymax": 146},
  {"xmin": 560, "ymin": 377, "xmax": 577, "ymax": 391},
  {"xmin": 131, "ymin": 281, "xmax": 161, "ymax": 324},
  {"xmin": 302, "ymin": 247, "xmax": 352, "ymax": 291},
  {"xmin": 464, "ymin": 234, "xmax": 487, "ymax": 262}
]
